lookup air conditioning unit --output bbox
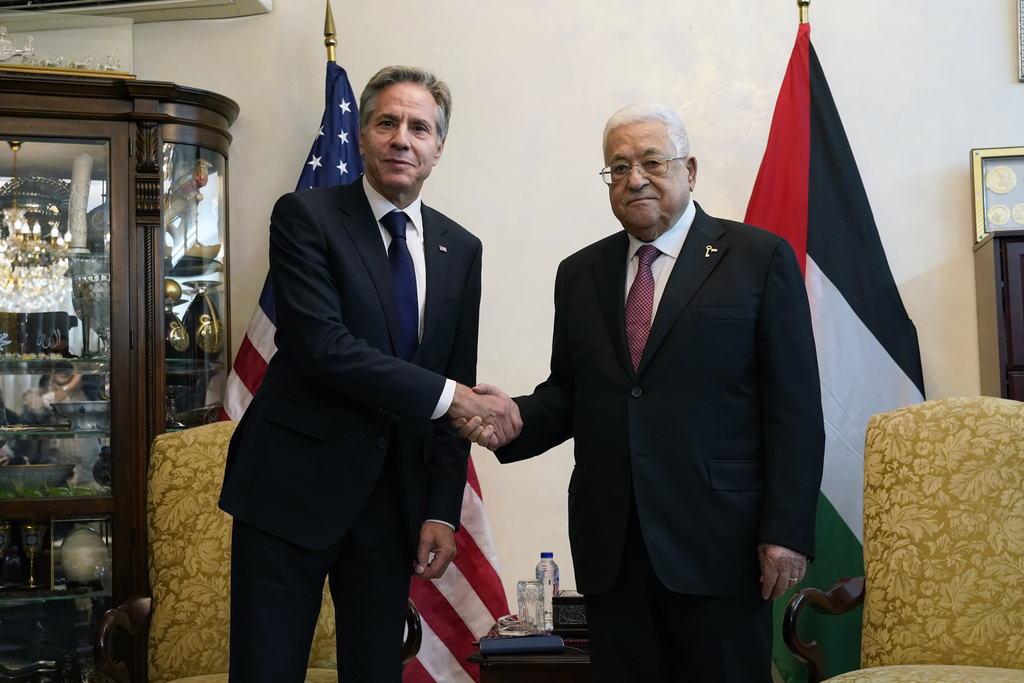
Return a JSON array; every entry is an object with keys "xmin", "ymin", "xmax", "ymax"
[{"xmin": 0, "ymin": 0, "xmax": 271, "ymax": 22}]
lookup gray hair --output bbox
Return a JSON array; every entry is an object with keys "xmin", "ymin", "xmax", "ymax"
[
  {"xmin": 359, "ymin": 65, "xmax": 452, "ymax": 146},
  {"xmin": 602, "ymin": 103, "xmax": 690, "ymax": 159}
]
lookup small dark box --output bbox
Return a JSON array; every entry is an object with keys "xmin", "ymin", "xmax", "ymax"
[{"xmin": 552, "ymin": 589, "xmax": 587, "ymax": 637}]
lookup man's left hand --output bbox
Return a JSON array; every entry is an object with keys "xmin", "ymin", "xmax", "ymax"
[
  {"xmin": 758, "ymin": 543, "xmax": 807, "ymax": 600},
  {"xmin": 414, "ymin": 521, "xmax": 457, "ymax": 580}
]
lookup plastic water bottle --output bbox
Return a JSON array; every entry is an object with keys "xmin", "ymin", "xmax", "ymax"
[{"xmin": 534, "ymin": 552, "xmax": 559, "ymax": 631}]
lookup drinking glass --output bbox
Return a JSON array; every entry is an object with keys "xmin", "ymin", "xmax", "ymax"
[{"xmin": 516, "ymin": 579, "xmax": 545, "ymax": 634}]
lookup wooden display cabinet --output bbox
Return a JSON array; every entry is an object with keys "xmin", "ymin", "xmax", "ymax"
[
  {"xmin": 975, "ymin": 233, "xmax": 1024, "ymax": 400},
  {"xmin": 972, "ymin": 147, "xmax": 1024, "ymax": 401},
  {"xmin": 0, "ymin": 70, "xmax": 236, "ymax": 681}
]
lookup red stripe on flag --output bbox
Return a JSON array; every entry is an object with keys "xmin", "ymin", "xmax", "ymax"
[
  {"xmin": 232, "ymin": 335, "xmax": 269, "ymax": 397},
  {"xmin": 465, "ymin": 455, "xmax": 483, "ymax": 500},
  {"xmin": 408, "ymin": 580, "xmax": 480, "ymax": 681},
  {"xmin": 744, "ymin": 21, "xmax": 811, "ymax": 272},
  {"xmin": 457, "ymin": 458, "xmax": 508, "ymax": 620},
  {"xmin": 453, "ymin": 524, "xmax": 508, "ymax": 621}
]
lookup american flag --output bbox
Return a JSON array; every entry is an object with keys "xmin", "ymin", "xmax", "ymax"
[{"xmin": 220, "ymin": 61, "xmax": 508, "ymax": 682}]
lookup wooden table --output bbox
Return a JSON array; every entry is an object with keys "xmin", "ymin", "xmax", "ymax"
[{"xmin": 467, "ymin": 639, "xmax": 590, "ymax": 683}]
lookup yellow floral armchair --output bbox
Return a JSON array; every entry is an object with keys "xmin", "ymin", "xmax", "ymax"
[
  {"xmin": 783, "ymin": 396, "xmax": 1024, "ymax": 683},
  {"xmin": 93, "ymin": 420, "xmax": 421, "ymax": 683}
]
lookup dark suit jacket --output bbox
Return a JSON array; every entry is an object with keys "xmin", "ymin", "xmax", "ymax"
[
  {"xmin": 220, "ymin": 178, "xmax": 481, "ymax": 552},
  {"xmin": 498, "ymin": 203, "xmax": 824, "ymax": 597}
]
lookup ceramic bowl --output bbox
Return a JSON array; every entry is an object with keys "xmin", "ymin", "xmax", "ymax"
[{"xmin": 51, "ymin": 401, "xmax": 110, "ymax": 430}]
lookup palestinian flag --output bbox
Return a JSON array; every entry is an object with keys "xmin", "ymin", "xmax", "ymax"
[{"xmin": 745, "ymin": 22, "xmax": 926, "ymax": 682}]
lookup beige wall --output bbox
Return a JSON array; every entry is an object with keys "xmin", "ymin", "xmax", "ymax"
[{"xmin": 133, "ymin": 0, "xmax": 1015, "ymax": 611}]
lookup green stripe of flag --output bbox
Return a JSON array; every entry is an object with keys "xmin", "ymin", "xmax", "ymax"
[{"xmin": 773, "ymin": 492, "xmax": 864, "ymax": 682}]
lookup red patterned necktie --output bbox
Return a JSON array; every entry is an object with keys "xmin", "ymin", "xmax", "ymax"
[{"xmin": 625, "ymin": 244, "xmax": 661, "ymax": 372}]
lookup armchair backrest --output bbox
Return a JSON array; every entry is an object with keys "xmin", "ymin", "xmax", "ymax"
[
  {"xmin": 861, "ymin": 396, "xmax": 1024, "ymax": 670},
  {"xmin": 146, "ymin": 421, "xmax": 337, "ymax": 683}
]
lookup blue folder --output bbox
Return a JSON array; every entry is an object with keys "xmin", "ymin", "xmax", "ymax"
[{"xmin": 479, "ymin": 634, "xmax": 565, "ymax": 655}]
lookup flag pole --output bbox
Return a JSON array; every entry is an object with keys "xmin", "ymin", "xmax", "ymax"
[
  {"xmin": 798, "ymin": 0, "xmax": 809, "ymax": 24},
  {"xmin": 324, "ymin": 0, "xmax": 337, "ymax": 63}
]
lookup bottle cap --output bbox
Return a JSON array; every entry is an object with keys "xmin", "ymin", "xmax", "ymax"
[{"xmin": 541, "ymin": 552, "xmax": 553, "ymax": 558}]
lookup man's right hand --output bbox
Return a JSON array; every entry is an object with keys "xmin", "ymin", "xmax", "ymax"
[{"xmin": 449, "ymin": 383, "xmax": 522, "ymax": 450}]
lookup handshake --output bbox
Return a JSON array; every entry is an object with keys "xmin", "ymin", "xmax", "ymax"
[{"xmin": 449, "ymin": 383, "xmax": 522, "ymax": 451}]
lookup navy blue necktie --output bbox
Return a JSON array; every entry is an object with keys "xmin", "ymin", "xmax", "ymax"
[{"xmin": 380, "ymin": 210, "xmax": 418, "ymax": 360}]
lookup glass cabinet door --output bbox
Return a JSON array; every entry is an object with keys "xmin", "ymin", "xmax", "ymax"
[
  {"xmin": 0, "ymin": 136, "xmax": 114, "ymax": 676},
  {"xmin": 0, "ymin": 136, "xmax": 112, "ymax": 495},
  {"xmin": 162, "ymin": 142, "xmax": 227, "ymax": 429}
]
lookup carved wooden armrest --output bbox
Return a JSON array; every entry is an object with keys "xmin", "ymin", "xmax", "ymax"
[
  {"xmin": 402, "ymin": 598, "xmax": 423, "ymax": 667},
  {"xmin": 782, "ymin": 577, "xmax": 865, "ymax": 683},
  {"xmin": 93, "ymin": 596, "xmax": 153, "ymax": 683}
]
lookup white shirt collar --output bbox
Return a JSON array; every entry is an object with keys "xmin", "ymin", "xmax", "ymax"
[
  {"xmin": 362, "ymin": 175, "xmax": 424, "ymax": 235},
  {"xmin": 626, "ymin": 199, "xmax": 696, "ymax": 262}
]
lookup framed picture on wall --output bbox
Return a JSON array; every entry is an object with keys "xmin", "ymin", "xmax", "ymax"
[{"xmin": 972, "ymin": 147, "xmax": 1024, "ymax": 243}]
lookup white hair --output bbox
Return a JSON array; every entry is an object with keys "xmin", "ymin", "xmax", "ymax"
[{"xmin": 602, "ymin": 103, "xmax": 690, "ymax": 159}]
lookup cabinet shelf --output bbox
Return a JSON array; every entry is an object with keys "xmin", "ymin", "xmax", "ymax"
[
  {"xmin": 0, "ymin": 585, "xmax": 110, "ymax": 605},
  {"xmin": 0, "ymin": 428, "xmax": 109, "ymax": 438},
  {"xmin": 0, "ymin": 359, "xmax": 109, "ymax": 375},
  {"xmin": 165, "ymin": 358, "xmax": 224, "ymax": 373},
  {"xmin": 0, "ymin": 488, "xmax": 110, "ymax": 501}
]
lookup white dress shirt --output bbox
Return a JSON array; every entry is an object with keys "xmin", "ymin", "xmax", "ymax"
[{"xmin": 624, "ymin": 199, "xmax": 697, "ymax": 321}]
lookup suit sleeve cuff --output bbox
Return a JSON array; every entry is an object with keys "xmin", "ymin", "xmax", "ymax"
[
  {"xmin": 431, "ymin": 378, "xmax": 456, "ymax": 420},
  {"xmin": 425, "ymin": 518, "xmax": 456, "ymax": 531}
]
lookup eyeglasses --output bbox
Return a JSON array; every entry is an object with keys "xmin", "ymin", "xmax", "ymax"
[{"xmin": 599, "ymin": 156, "xmax": 687, "ymax": 185}]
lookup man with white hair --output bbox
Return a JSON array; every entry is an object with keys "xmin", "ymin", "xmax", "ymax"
[{"xmin": 463, "ymin": 103, "xmax": 824, "ymax": 680}]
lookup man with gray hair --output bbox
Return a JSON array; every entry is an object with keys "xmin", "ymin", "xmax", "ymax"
[
  {"xmin": 461, "ymin": 103, "xmax": 824, "ymax": 680},
  {"xmin": 221, "ymin": 65, "xmax": 518, "ymax": 682}
]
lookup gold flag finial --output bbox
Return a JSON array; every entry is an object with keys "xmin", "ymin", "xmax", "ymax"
[
  {"xmin": 798, "ymin": 0, "xmax": 810, "ymax": 24},
  {"xmin": 324, "ymin": 0, "xmax": 337, "ymax": 63}
]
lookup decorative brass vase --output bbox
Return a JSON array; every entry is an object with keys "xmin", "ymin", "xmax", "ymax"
[
  {"xmin": 181, "ymin": 280, "xmax": 223, "ymax": 362},
  {"xmin": 164, "ymin": 301, "xmax": 190, "ymax": 360}
]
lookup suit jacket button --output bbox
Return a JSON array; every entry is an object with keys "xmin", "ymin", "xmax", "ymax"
[
  {"xmin": 623, "ymin": 452, "xmax": 631, "ymax": 462},
  {"xmin": 377, "ymin": 437, "xmax": 388, "ymax": 449},
  {"xmin": 631, "ymin": 387, "xmax": 642, "ymax": 398}
]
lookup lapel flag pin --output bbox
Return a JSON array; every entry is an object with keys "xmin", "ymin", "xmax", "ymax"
[
  {"xmin": 439, "ymin": 245, "xmax": 448, "ymax": 253},
  {"xmin": 705, "ymin": 245, "xmax": 718, "ymax": 258}
]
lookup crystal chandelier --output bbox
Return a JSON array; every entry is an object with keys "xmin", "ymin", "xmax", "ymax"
[{"xmin": 0, "ymin": 141, "xmax": 73, "ymax": 313}]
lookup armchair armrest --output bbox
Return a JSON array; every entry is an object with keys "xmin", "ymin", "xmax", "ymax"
[
  {"xmin": 93, "ymin": 596, "xmax": 153, "ymax": 683},
  {"xmin": 402, "ymin": 598, "xmax": 423, "ymax": 667},
  {"xmin": 782, "ymin": 577, "xmax": 865, "ymax": 683}
]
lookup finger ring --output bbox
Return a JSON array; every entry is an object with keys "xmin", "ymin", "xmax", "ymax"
[{"xmin": 788, "ymin": 577, "xmax": 798, "ymax": 582}]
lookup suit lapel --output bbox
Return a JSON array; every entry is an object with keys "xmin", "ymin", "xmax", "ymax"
[
  {"xmin": 637, "ymin": 205, "xmax": 727, "ymax": 374},
  {"xmin": 593, "ymin": 233, "xmax": 634, "ymax": 377},
  {"xmin": 419, "ymin": 205, "xmax": 449, "ymax": 362},
  {"xmin": 337, "ymin": 181, "xmax": 404, "ymax": 357}
]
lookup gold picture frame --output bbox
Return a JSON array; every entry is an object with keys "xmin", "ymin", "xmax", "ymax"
[{"xmin": 972, "ymin": 146, "xmax": 1024, "ymax": 243}]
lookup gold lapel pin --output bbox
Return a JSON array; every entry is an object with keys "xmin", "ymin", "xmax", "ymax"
[{"xmin": 705, "ymin": 245, "xmax": 718, "ymax": 258}]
